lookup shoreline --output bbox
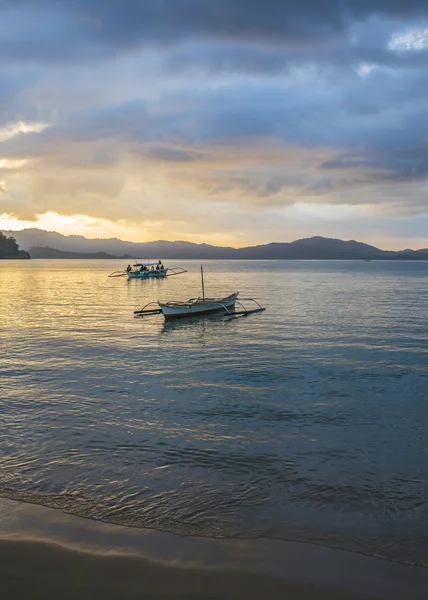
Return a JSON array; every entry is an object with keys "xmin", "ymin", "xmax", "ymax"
[{"xmin": 1, "ymin": 498, "xmax": 428, "ymax": 599}]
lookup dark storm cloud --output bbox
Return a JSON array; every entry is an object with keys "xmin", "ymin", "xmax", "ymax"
[
  {"xmin": 1, "ymin": 1, "xmax": 428, "ymax": 64},
  {"xmin": 165, "ymin": 15, "xmax": 428, "ymax": 75},
  {"xmin": 323, "ymin": 148, "xmax": 428, "ymax": 181},
  {"xmin": 1, "ymin": 0, "xmax": 428, "ymax": 226},
  {"xmin": 3, "ymin": 64, "xmax": 427, "ymax": 193},
  {"xmin": 3, "ymin": 54, "xmax": 427, "ymax": 183}
]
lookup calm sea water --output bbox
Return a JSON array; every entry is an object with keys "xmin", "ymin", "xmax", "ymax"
[{"xmin": 1, "ymin": 259, "xmax": 427, "ymax": 565}]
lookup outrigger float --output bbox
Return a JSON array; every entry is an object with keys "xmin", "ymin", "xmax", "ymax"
[
  {"xmin": 109, "ymin": 261, "xmax": 187, "ymax": 279},
  {"xmin": 134, "ymin": 266, "xmax": 265, "ymax": 321}
]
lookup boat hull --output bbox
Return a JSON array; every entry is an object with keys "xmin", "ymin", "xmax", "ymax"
[
  {"xmin": 128, "ymin": 270, "xmax": 167, "ymax": 279},
  {"xmin": 160, "ymin": 295, "xmax": 237, "ymax": 320}
]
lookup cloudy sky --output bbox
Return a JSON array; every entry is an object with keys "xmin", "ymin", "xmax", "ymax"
[{"xmin": 1, "ymin": 1, "xmax": 428, "ymax": 248}]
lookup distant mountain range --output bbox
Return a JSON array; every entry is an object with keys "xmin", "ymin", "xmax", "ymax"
[
  {"xmin": 28, "ymin": 246, "xmax": 134, "ymax": 259},
  {"xmin": 3, "ymin": 228, "xmax": 428, "ymax": 260}
]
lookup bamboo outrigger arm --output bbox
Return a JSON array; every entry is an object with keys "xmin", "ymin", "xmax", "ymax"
[{"xmin": 223, "ymin": 298, "xmax": 266, "ymax": 318}]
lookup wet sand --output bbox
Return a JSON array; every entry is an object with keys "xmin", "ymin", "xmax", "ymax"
[
  {"xmin": 1, "ymin": 498, "xmax": 427, "ymax": 599},
  {"xmin": 1, "ymin": 537, "xmax": 379, "ymax": 600}
]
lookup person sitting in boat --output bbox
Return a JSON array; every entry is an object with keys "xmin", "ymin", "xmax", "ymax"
[
  {"xmin": 151, "ymin": 266, "xmax": 155, "ymax": 271},
  {"xmin": 156, "ymin": 264, "xmax": 160, "ymax": 270},
  {"xmin": 126, "ymin": 264, "xmax": 132, "ymax": 272},
  {"xmin": 160, "ymin": 263, "xmax": 164, "ymax": 270}
]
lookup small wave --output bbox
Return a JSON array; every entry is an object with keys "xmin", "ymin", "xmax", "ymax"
[{"xmin": 1, "ymin": 485, "xmax": 427, "ymax": 569}]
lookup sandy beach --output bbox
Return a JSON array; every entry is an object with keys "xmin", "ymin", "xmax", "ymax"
[
  {"xmin": 1, "ymin": 536, "xmax": 380, "ymax": 600},
  {"xmin": 1, "ymin": 498, "xmax": 428, "ymax": 600}
]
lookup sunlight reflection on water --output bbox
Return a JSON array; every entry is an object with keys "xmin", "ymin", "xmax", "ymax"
[{"xmin": 1, "ymin": 259, "xmax": 428, "ymax": 565}]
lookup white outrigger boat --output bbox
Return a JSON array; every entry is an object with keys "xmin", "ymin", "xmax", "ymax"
[
  {"xmin": 134, "ymin": 266, "xmax": 265, "ymax": 321},
  {"xmin": 109, "ymin": 261, "xmax": 187, "ymax": 279}
]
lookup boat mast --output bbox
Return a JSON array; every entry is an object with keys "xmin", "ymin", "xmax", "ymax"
[{"xmin": 201, "ymin": 264, "xmax": 205, "ymax": 300}]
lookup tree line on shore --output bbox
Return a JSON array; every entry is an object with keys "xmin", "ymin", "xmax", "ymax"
[{"xmin": 0, "ymin": 232, "xmax": 30, "ymax": 259}]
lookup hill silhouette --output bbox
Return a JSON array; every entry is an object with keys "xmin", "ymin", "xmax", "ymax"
[
  {"xmin": 0, "ymin": 232, "xmax": 30, "ymax": 259},
  {"xmin": 3, "ymin": 229, "xmax": 428, "ymax": 260},
  {"xmin": 29, "ymin": 246, "xmax": 134, "ymax": 259}
]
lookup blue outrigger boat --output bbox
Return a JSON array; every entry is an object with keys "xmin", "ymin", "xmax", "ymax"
[{"xmin": 109, "ymin": 260, "xmax": 187, "ymax": 279}]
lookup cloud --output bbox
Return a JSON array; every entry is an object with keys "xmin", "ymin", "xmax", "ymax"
[
  {"xmin": 0, "ymin": 120, "xmax": 49, "ymax": 142},
  {"xmin": 1, "ymin": 1, "xmax": 428, "ymax": 70},
  {"xmin": 0, "ymin": 1, "xmax": 428, "ymax": 246}
]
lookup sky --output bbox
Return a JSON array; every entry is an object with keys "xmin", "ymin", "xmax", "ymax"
[{"xmin": 1, "ymin": 1, "xmax": 428, "ymax": 249}]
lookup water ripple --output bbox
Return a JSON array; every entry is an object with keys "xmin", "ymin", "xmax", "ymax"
[{"xmin": 1, "ymin": 259, "xmax": 428, "ymax": 566}]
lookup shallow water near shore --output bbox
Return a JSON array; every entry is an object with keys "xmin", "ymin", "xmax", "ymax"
[{"xmin": 1, "ymin": 259, "xmax": 427, "ymax": 566}]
